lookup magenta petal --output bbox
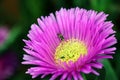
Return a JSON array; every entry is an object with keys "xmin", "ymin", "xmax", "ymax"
[
  {"xmin": 81, "ymin": 67, "xmax": 91, "ymax": 74},
  {"xmin": 72, "ymin": 71, "xmax": 78, "ymax": 80},
  {"xmin": 60, "ymin": 72, "xmax": 68, "ymax": 80},
  {"xmin": 90, "ymin": 62, "xmax": 103, "ymax": 69},
  {"xmin": 22, "ymin": 7, "xmax": 116, "ymax": 80},
  {"xmin": 49, "ymin": 72, "xmax": 62, "ymax": 80},
  {"xmin": 77, "ymin": 73, "xmax": 84, "ymax": 80},
  {"xmin": 92, "ymin": 69, "xmax": 100, "ymax": 76},
  {"xmin": 67, "ymin": 74, "xmax": 72, "ymax": 80}
]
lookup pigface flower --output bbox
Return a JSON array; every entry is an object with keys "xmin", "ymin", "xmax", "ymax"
[
  {"xmin": 22, "ymin": 8, "xmax": 117, "ymax": 80},
  {"xmin": 0, "ymin": 27, "xmax": 8, "ymax": 47},
  {"xmin": 0, "ymin": 52, "xmax": 18, "ymax": 80}
]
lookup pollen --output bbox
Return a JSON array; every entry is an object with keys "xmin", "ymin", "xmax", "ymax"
[{"xmin": 54, "ymin": 39, "xmax": 87, "ymax": 63}]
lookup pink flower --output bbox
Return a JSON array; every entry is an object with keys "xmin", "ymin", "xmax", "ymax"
[
  {"xmin": 0, "ymin": 27, "xmax": 8, "ymax": 47},
  {"xmin": 22, "ymin": 8, "xmax": 117, "ymax": 80},
  {"xmin": 0, "ymin": 52, "xmax": 17, "ymax": 80}
]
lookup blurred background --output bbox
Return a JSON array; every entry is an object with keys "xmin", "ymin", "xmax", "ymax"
[{"xmin": 0, "ymin": 0, "xmax": 120, "ymax": 80}]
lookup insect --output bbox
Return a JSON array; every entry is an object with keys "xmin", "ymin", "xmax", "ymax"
[{"xmin": 57, "ymin": 33, "xmax": 64, "ymax": 41}]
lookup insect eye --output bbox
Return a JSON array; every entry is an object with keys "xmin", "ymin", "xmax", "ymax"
[{"xmin": 57, "ymin": 34, "xmax": 64, "ymax": 41}]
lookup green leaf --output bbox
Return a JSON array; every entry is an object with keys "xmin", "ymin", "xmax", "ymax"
[
  {"xmin": 73, "ymin": 0, "xmax": 90, "ymax": 9},
  {"xmin": 90, "ymin": 0, "xmax": 98, "ymax": 10},
  {"xmin": 82, "ymin": 74, "xmax": 87, "ymax": 80},
  {"xmin": 25, "ymin": 0, "xmax": 44, "ymax": 17},
  {"xmin": 73, "ymin": 0, "xmax": 82, "ymax": 7},
  {"xmin": 0, "ymin": 25, "xmax": 21, "ymax": 53},
  {"xmin": 103, "ymin": 59, "xmax": 118, "ymax": 80}
]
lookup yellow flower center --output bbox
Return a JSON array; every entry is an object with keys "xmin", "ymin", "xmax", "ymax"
[{"xmin": 54, "ymin": 39, "xmax": 87, "ymax": 63}]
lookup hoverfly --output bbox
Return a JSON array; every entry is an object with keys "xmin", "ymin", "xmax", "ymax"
[{"xmin": 57, "ymin": 33, "xmax": 64, "ymax": 41}]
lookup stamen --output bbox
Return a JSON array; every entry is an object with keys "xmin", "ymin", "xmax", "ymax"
[{"xmin": 54, "ymin": 39, "xmax": 87, "ymax": 63}]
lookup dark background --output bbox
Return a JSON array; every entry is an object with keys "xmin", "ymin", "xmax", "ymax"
[{"xmin": 0, "ymin": 0, "xmax": 120, "ymax": 80}]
